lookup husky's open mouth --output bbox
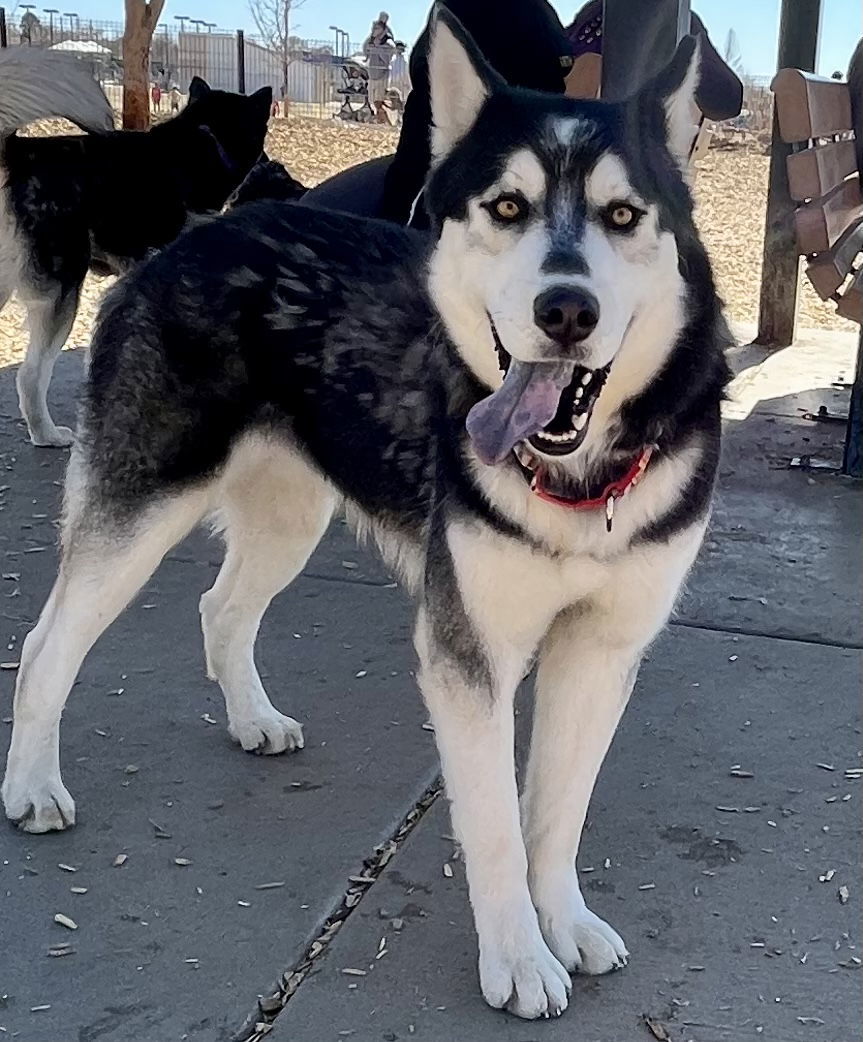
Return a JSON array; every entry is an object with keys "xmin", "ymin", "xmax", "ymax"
[{"xmin": 465, "ymin": 321, "xmax": 610, "ymax": 466}]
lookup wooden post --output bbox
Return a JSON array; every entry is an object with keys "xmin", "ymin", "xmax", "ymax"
[
  {"xmin": 756, "ymin": 0, "xmax": 822, "ymax": 348},
  {"xmin": 0, "ymin": 9, "xmax": 7, "ymax": 48},
  {"xmin": 121, "ymin": 0, "xmax": 166, "ymax": 131},
  {"xmin": 237, "ymin": 29, "xmax": 246, "ymax": 94},
  {"xmin": 601, "ymin": 0, "xmax": 690, "ymax": 101}
]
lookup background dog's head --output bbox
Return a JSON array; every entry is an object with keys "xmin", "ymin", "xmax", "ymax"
[
  {"xmin": 167, "ymin": 78, "xmax": 273, "ymax": 213},
  {"xmin": 425, "ymin": 6, "xmax": 710, "ymax": 466},
  {"xmin": 226, "ymin": 157, "xmax": 307, "ymax": 209}
]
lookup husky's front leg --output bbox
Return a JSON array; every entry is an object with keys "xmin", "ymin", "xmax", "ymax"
[
  {"xmin": 521, "ymin": 605, "xmax": 637, "ymax": 975},
  {"xmin": 415, "ymin": 526, "xmax": 569, "ymax": 1019},
  {"xmin": 521, "ymin": 531, "xmax": 704, "ymax": 975}
]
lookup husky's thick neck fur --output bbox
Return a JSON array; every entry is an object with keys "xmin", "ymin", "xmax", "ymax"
[{"xmin": 423, "ymin": 14, "xmax": 728, "ymax": 495}]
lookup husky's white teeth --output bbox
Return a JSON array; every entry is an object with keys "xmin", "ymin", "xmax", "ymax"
[
  {"xmin": 534, "ymin": 428, "xmax": 579, "ymax": 445},
  {"xmin": 580, "ymin": 371, "xmax": 593, "ymax": 386},
  {"xmin": 573, "ymin": 413, "xmax": 588, "ymax": 431},
  {"xmin": 574, "ymin": 387, "xmax": 584, "ymax": 402}
]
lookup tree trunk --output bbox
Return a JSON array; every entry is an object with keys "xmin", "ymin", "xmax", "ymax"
[{"xmin": 122, "ymin": 0, "xmax": 165, "ymax": 130}]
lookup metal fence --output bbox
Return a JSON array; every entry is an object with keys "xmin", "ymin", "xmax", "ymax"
[{"xmin": 0, "ymin": 10, "xmax": 409, "ymax": 120}]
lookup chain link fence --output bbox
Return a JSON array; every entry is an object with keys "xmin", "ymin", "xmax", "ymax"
[{"xmin": 0, "ymin": 8, "xmax": 410, "ymax": 121}]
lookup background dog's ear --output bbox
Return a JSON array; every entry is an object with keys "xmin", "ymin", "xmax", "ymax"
[
  {"xmin": 428, "ymin": 4, "xmax": 503, "ymax": 160},
  {"xmin": 188, "ymin": 76, "xmax": 211, "ymax": 103},
  {"xmin": 651, "ymin": 35, "xmax": 701, "ymax": 163},
  {"xmin": 250, "ymin": 85, "xmax": 273, "ymax": 118}
]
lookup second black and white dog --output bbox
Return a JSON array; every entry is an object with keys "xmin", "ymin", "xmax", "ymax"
[
  {"xmin": 2, "ymin": 10, "xmax": 729, "ymax": 1019},
  {"xmin": 0, "ymin": 49, "xmax": 272, "ymax": 447}
]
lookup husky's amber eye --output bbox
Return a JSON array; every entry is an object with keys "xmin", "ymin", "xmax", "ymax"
[
  {"xmin": 603, "ymin": 202, "xmax": 642, "ymax": 231},
  {"xmin": 496, "ymin": 198, "xmax": 522, "ymax": 220},
  {"xmin": 487, "ymin": 194, "xmax": 528, "ymax": 224}
]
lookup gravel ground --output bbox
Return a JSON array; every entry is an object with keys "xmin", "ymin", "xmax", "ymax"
[{"xmin": 0, "ymin": 117, "xmax": 853, "ymax": 369}]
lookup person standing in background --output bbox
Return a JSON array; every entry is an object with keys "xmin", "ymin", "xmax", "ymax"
[
  {"xmin": 151, "ymin": 83, "xmax": 162, "ymax": 112},
  {"xmin": 364, "ymin": 12, "xmax": 396, "ymax": 113},
  {"xmin": 389, "ymin": 40, "xmax": 411, "ymax": 99}
]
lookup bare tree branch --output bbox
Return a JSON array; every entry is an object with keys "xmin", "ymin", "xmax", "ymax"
[
  {"xmin": 247, "ymin": 0, "xmax": 307, "ymax": 95},
  {"xmin": 248, "ymin": 0, "xmax": 306, "ymax": 51}
]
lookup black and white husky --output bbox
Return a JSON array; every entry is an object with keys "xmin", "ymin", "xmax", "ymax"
[
  {"xmin": 2, "ymin": 9, "xmax": 729, "ymax": 1020},
  {"xmin": 0, "ymin": 48, "xmax": 271, "ymax": 447}
]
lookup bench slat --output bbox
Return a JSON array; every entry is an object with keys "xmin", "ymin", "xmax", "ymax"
[
  {"xmin": 804, "ymin": 217, "xmax": 863, "ymax": 298},
  {"xmin": 837, "ymin": 267, "xmax": 863, "ymax": 323},
  {"xmin": 787, "ymin": 139, "xmax": 858, "ymax": 201},
  {"xmin": 772, "ymin": 68, "xmax": 852, "ymax": 142},
  {"xmin": 795, "ymin": 176, "xmax": 863, "ymax": 254}
]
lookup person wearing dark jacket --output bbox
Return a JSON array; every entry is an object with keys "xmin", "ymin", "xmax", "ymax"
[{"xmin": 381, "ymin": 0, "xmax": 572, "ymax": 225}]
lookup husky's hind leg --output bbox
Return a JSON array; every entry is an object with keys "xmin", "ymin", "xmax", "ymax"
[
  {"xmin": 1, "ymin": 456, "xmax": 210, "ymax": 832},
  {"xmin": 200, "ymin": 439, "xmax": 338, "ymax": 754},
  {"xmin": 16, "ymin": 284, "xmax": 80, "ymax": 447}
]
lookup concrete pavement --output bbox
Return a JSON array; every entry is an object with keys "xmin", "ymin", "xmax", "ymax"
[{"xmin": 0, "ymin": 334, "xmax": 860, "ymax": 1042}]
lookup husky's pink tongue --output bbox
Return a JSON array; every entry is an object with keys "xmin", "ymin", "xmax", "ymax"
[{"xmin": 466, "ymin": 360, "xmax": 575, "ymax": 466}]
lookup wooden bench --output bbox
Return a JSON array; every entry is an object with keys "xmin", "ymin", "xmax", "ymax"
[{"xmin": 772, "ymin": 67, "xmax": 862, "ymax": 476}]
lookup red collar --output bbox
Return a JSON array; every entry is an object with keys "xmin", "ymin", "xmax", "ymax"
[{"xmin": 529, "ymin": 446, "xmax": 655, "ymax": 532}]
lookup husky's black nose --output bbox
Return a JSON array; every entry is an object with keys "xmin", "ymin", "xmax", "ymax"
[{"xmin": 533, "ymin": 286, "xmax": 599, "ymax": 348}]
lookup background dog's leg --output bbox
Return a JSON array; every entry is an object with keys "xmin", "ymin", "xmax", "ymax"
[
  {"xmin": 1, "ymin": 485, "xmax": 209, "ymax": 832},
  {"xmin": 414, "ymin": 525, "xmax": 570, "ymax": 1020},
  {"xmin": 200, "ymin": 446, "xmax": 337, "ymax": 755},
  {"xmin": 16, "ymin": 286, "xmax": 79, "ymax": 447},
  {"xmin": 521, "ymin": 531, "xmax": 705, "ymax": 975}
]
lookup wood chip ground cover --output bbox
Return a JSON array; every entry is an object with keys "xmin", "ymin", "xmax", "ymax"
[{"xmin": 0, "ymin": 122, "xmax": 853, "ymax": 370}]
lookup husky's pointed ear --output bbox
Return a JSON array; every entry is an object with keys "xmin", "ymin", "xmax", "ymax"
[
  {"xmin": 428, "ymin": 4, "xmax": 503, "ymax": 160},
  {"xmin": 653, "ymin": 34, "xmax": 701, "ymax": 162}
]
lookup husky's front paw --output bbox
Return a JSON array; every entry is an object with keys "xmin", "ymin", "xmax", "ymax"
[
  {"xmin": 228, "ymin": 708, "xmax": 304, "ymax": 755},
  {"xmin": 537, "ymin": 889, "xmax": 628, "ymax": 975},
  {"xmin": 479, "ymin": 919, "xmax": 571, "ymax": 1019},
  {"xmin": 30, "ymin": 424, "xmax": 75, "ymax": 449},
  {"xmin": 2, "ymin": 771, "xmax": 76, "ymax": 832}
]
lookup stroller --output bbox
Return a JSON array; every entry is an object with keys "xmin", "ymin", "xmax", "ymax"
[{"xmin": 335, "ymin": 58, "xmax": 375, "ymax": 122}]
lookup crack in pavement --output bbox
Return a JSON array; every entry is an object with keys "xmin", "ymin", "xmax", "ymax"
[
  {"xmin": 669, "ymin": 617, "xmax": 863, "ymax": 651},
  {"xmin": 232, "ymin": 779, "xmax": 443, "ymax": 1042}
]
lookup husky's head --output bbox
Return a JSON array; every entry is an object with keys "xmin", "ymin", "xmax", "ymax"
[{"xmin": 424, "ymin": 6, "xmax": 706, "ymax": 467}]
